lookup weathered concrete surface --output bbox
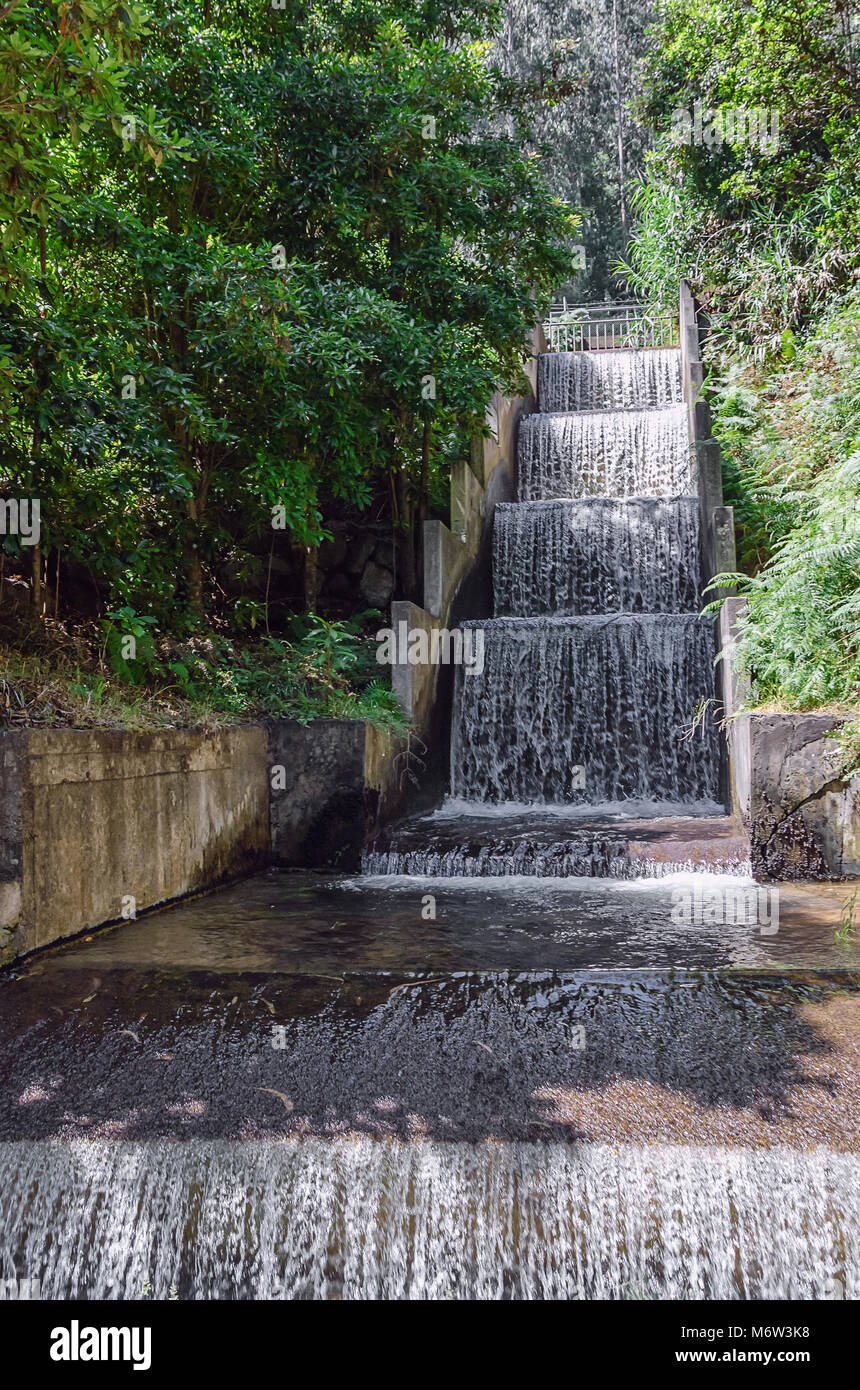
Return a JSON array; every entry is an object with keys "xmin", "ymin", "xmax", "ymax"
[
  {"xmin": 405, "ymin": 321, "xmax": 546, "ymax": 735},
  {"xmin": 743, "ymin": 713, "xmax": 860, "ymax": 880},
  {"xmin": 268, "ymin": 719, "xmax": 405, "ymax": 870},
  {"xmin": 1, "ymin": 726, "xmax": 270, "ymax": 964},
  {"xmin": 0, "ymin": 731, "xmax": 26, "ymax": 957},
  {"xmin": 720, "ymin": 596, "xmax": 752, "ymax": 819}
]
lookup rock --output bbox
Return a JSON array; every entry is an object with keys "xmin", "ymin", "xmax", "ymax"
[
  {"xmin": 325, "ymin": 572, "xmax": 354, "ymax": 599},
  {"xmin": 319, "ymin": 530, "xmax": 348, "ymax": 570},
  {"xmin": 345, "ymin": 533, "xmax": 377, "ymax": 575},
  {"xmin": 359, "ymin": 560, "xmax": 394, "ymax": 608},
  {"xmin": 747, "ymin": 713, "xmax": 854, "ymax": 879},
  {"xmin": 373, "ymin": 538, "xmax": 395, "ymax": 570}
]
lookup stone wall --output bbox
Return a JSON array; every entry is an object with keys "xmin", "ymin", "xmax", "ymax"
[
  {"xmin": 723, "ymin": 709, "xmax": 859, "ymax": 880},
  {"xmin": 0, "ymin": 717, "xmax": 408, "ymax": 966},
  {"xmin": 742, "ymin": 713, "xmax": 860, "ymax": 880},
  {"xmin": 317, "ymin": 523, "xmax": 396, "ymax": 610}
]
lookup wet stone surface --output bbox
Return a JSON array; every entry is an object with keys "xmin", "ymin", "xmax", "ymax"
[{"xmin": 2, "ymin": 961, "xmax": 860, "ymax": 1148}]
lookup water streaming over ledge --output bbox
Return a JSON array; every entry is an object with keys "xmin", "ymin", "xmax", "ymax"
[
  {"xmin": 451, "ymin": 615, "xmax": 721, "ymax": 805},
  {"xmin": 445, "ymin": 343, "xmax": 723, "ymax": 814},
  {"xmin": 517, "ymin": 406, "xmax": 693, "ymax": 501},
  {"xmin": 538, "ymin": 348, "xmax": 684, "ymax": 412},
  {"xmin": 2, "ymin": 1139, "xmax": 858, "ymax": 1299},
  {"xmin": 2, "ymin": 344, "xmax": 790, "ymax": 1306},
  {"xmin": 493, "ymin": 497, "xmax": 702, "ymax": 616}
]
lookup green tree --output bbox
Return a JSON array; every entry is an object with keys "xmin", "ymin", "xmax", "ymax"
[
  {"xmin": 1, "ymin": 0, "xmax": 576, "ymax": 628},
  {"xmin": 623, "ymin": 0, "xmax": 860, "ymax": 354}
]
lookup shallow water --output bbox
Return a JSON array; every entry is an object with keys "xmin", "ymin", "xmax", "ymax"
[{"xmin": 18, "ymin": 868, "xmax": 860, "ymax": 974}]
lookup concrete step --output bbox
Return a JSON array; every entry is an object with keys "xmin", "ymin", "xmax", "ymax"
[{"xmin": 363, "ymin": 810, "xmax": 751, "ymax": 878}]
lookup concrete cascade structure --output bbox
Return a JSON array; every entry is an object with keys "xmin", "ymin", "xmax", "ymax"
[{"xmin": 3, "ymin": 289, "xmax": 860, "ymax": 971}]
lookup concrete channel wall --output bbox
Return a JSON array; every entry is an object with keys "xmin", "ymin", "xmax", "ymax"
[
  {"xmin": 0, "ymin": 718, "xmax": 405, "ymax": 967},
  {"xmin": 391, "ymin": 321, "xmax": 546, "ymax": 733},
  {"xmin": 719, "ymin": 596, "xmax": 860, "ymax": 879},
  {"xmin": 0, "ymin": 726, "xmax": 271, "ymax": 965}
]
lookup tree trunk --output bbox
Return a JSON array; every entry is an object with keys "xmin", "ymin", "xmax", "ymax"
[
  {"xmin": 394, "ymin": 467, "xmax": 416, "ymax": 601},
  {"xmin": 303, "ymin": 545, "xmax": 319, "ymax": 612},
  {"xmin": 416, "ymin": 415, "xmax": 431, "ymax": 601},
  {"xmin": 611, "ymin": 0, "xmax": 628, "ymax": 236},
  {"xmin": 186, "ymin": 466, "xmax": 211, "ymax": 617},
  {"xmin": 188, "ymin": 550, "xmax": 204, "ymax": 615},
  {"xmin": 32, "ymin": 544, "xmax": 42, "ymax": 615}
]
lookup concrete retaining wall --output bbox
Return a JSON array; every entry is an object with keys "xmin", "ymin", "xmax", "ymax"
[
  {"xmin": 739, "ymin": 712, "xmax": 860, "ymax": 880},
  {"xmin": 719, "ymin": 595, "xmax": 860, "ymax": 879},
  {"xmin": 0, "ymin": 726, "xmax": 270, "ymax": 964},
  {"xmin": 391, "ymin": 321, "xmax": 546, "ymax": 738},
  {"xmin": 268, "ymin": 719, "xmax": 405, "ymax": 870},
  {"xmin": 1, "ymin": 716, "xmax": 405, "ymax": 966}
]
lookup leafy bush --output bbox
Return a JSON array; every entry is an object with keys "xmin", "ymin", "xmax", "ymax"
[
  {"xmin": 622, "ymin": 0, "xmax": 860, "ymax": 358},
  {"xmin": 707, "ymin": 290, "xmax": 860, "ymax": 708}
]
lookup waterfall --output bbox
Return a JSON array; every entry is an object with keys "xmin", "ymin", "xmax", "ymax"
[
  {"xmin": 493, "ymin": 497, "xmax": 702, "ymax": 616},
  {"xmin": 442, "ymin": 343, "xmax": 723, "ymax": 816},
  {"xmin": 539, "ymin": 347, "xmax": 683, "ymax": 412},
  {"xmin": 3, "ymin": 1139, "xmax": 857, "ymax": 1299},
  {"xmin": 362, "ymin": 839, "xmax": 751, "ymax": 878},
  {"xmin": 517, "ymin": 405, "xmax": 693, "ymax": 500},
  {"xmin": 450, "ymin": 614, "xmax": 720, "ymax": 805}
]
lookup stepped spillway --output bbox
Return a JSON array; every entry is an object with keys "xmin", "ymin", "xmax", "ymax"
[
  {"xmin": 493, "ymin": 496, "xmax": 702, "ymax": 616},
  {"xmin": 538, "ymin": 346, "xmax": 683, "ymax": 412},
  {"xmin": 517, "ymin": 404, "xmax": 693, "ymax": 501},
  {"xmin": 372, "ymin": 338, "xmax": 731, "ymax": 876},
  {"xmin": 450, "ymin": 614, "xmax": 720, "ymax": 805}
]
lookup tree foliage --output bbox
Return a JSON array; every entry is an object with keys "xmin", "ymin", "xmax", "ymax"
[
  {"xmin": 623, "ymin": 0, "xmax": 860, "ymax": 354},
  {"xmin": 1, "ymin": 0, "xmax": 576, "ymax": 632},
  {"xmin": 498, "ymin": 0, "xmax": 655, "ymax": 300}
]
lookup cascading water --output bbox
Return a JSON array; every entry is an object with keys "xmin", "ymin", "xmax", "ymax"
[
  {"xmin": 5, "ymin": 339, "xmax": 814, "ymax": 1310},
  {"xmin": 516, "ymin": 405, "xmax": 693, "ymax": 501},
  {"xmin": 448, "ymin": 344, "xmax": 722, "ymax": 814},
  {"xmin": 3, "ymin": 1139, "xmax": 858, "ymax": 1300},
  {"xmin": 539, "ymin": 347, "xmax": 683, "ymax": 412},
  {"xmin": 493, "ymin": 497, "xmax": 702, "ymax": 617},
  {"xmin": 451, "ymin": 614, "xmax": 720, "ymax": 804}
]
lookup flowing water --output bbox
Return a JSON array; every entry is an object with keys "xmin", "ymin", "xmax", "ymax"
[
  {"xmin": 451, "ymin": 615, "xmax": 721, "ymax": 804},
  {"xmin": 538, "ymin": 347, "xmax": 684, "ymax": 412},
  {"xmin": 3, "ymin": 344, "xmax": 857, "ymax": 1302},
  {"xmin": 516, "ymin": 406, "xmax": 693, "ymax": 501},
  {"xmin": 449, "ymin": 344, "xmax": 720, "ymax": 812},
  {"xmin": 493, "ymin": 497, "xmax": 702, "ymax": 616},
  {"xmin": 2, "ymin": 1139, "xmax": 858, "ymax": 1300}
]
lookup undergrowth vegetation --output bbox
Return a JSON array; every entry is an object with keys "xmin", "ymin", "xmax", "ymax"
[
  {"xmin": 625, "ymin": 0, "xmax": 860, "ymax": 740},
  {"xmin": 708, "ymin": 290, "xmax": 860, "ymax": 711},
  {"xmin": 0, "ymin": 608, "xmax": 404, "ymax": 732}
]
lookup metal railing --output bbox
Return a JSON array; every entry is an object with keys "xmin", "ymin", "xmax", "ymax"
[{"xmin": 543, "ymin": 299, "xmax": 679, "ymax": 352}]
